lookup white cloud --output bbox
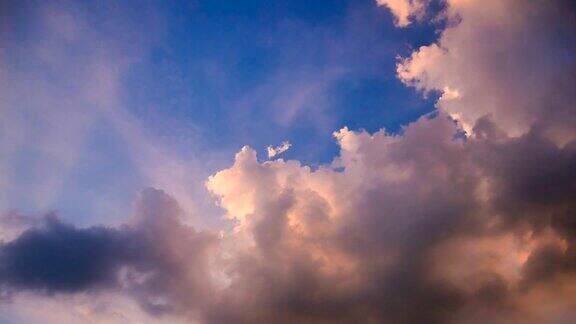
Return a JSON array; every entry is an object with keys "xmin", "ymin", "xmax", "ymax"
[
  {"xmin": 396, "ymin": 0, "xmax": 576, "ymax": 144},
  {"xmin": 266, "ymin": 141, "xmax": 292, "ymax": 158},
  {"xmin": 376, "ymin": 0, "xmax": 428, "ymax": 27}
]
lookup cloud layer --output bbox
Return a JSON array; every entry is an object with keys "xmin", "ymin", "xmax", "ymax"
[{"xmin": 1, "ymin": 0, "xmax": 575, "ymax": 323}]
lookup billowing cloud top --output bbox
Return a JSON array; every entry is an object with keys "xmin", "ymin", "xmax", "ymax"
[
  {"xmin": 1, "ymin": 0, "xmax": 576, "ymax": 323},
  {"xmin": 376, "ymin": 0, "xmax": 429, "ymax": 27}
]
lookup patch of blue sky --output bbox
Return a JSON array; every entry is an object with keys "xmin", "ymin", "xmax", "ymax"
[
  {"xmin": 120, "ymin": 0, "xmax": 440, "ymax": 167},
  {"xmin": 53, "ymin": 118, "xmax": 146, "ymax": 227}
]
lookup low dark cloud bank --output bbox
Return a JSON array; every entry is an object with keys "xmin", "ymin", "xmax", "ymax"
[
  {"xmin": 0, "ymin": 189, "xmax": 216, "ymax": 317},
  {"xmin": 0, "ymin": 215, "xmax": 131, "ymax": 292}
]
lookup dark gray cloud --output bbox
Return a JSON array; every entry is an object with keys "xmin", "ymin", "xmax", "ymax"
[
  {"xmin": 0, "ymin": 215, "xmax": 132, "ymax": 293},
  {"xmin": 0, "ymin": 189, "xmax": 216, "ymax": 318}
]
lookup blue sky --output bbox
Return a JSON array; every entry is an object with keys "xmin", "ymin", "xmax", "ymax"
[
  {"xmin": 123, "ymin": 0, "xmax": 439, "ymax": 163},
  {"xmin": 1, "ymin": 0, "xmax": 438, "ymax": 226}
]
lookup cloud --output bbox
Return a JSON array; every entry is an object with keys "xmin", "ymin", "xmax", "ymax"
[
  {"xmin": 201, "ymin": 1, "xmax": 576, "ymax": 322},
  {"xmin": 396, "ymin": 0, "xmax": 576, "ymax": 144},
  {"xmin": 0, "ymin": 188, "xmax": 216, "ymax": 319},
  {"xmin": 0, "ymin": 292, "xmax": 191, "ymax": 324},
  {"xmin": 206, "ymin": 115, "xmax": 472, "ymax": 323},
  {"xmin": 376, "ymin": 0, "xmax": 429, "ymax": 27},
  {"xmin": 0, "ymin": 213, "xmax": 41, "ymax": 242},
  {"xmin": 267, "ymin": 141, "xmax": 292, "ymax": 158},
  {"xmin": 0, "ymin": 215, "xmax": 129, "ymax": 293},
  {"xmin": 1, "ymin": 1, "xmax": 576, "ymax": 323},
  {"xmin": 205, "ymin": 114, "xmax": 576, "ymax": 323}
]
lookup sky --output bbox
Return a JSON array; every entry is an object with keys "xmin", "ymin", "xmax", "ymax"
[
  {"xmin": 0, "ymin": 0, "xmax": 575, "ymax": 323},
  {"xmin": 1, "ymin": 0, "xmax": 438, "ymax": 228}
]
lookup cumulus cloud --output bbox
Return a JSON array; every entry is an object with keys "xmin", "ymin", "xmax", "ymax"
[
  {"xmin": 206, "ymin": 115, "xmax": 473, "ymax": 323},
  {"xmin": 205, "ymin": 114, "xmax": 576, "ymax": 323},
  {"xmin": 1, "ymin": 1, "xmax": 576, "ymax": 323},
  {"xmin": 396, "ymin": 0, "xmax": 576, "ymax": 143},
  {"xmin": 202, "ymin": 1, "xmax": 576, "ymax": 322}
]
